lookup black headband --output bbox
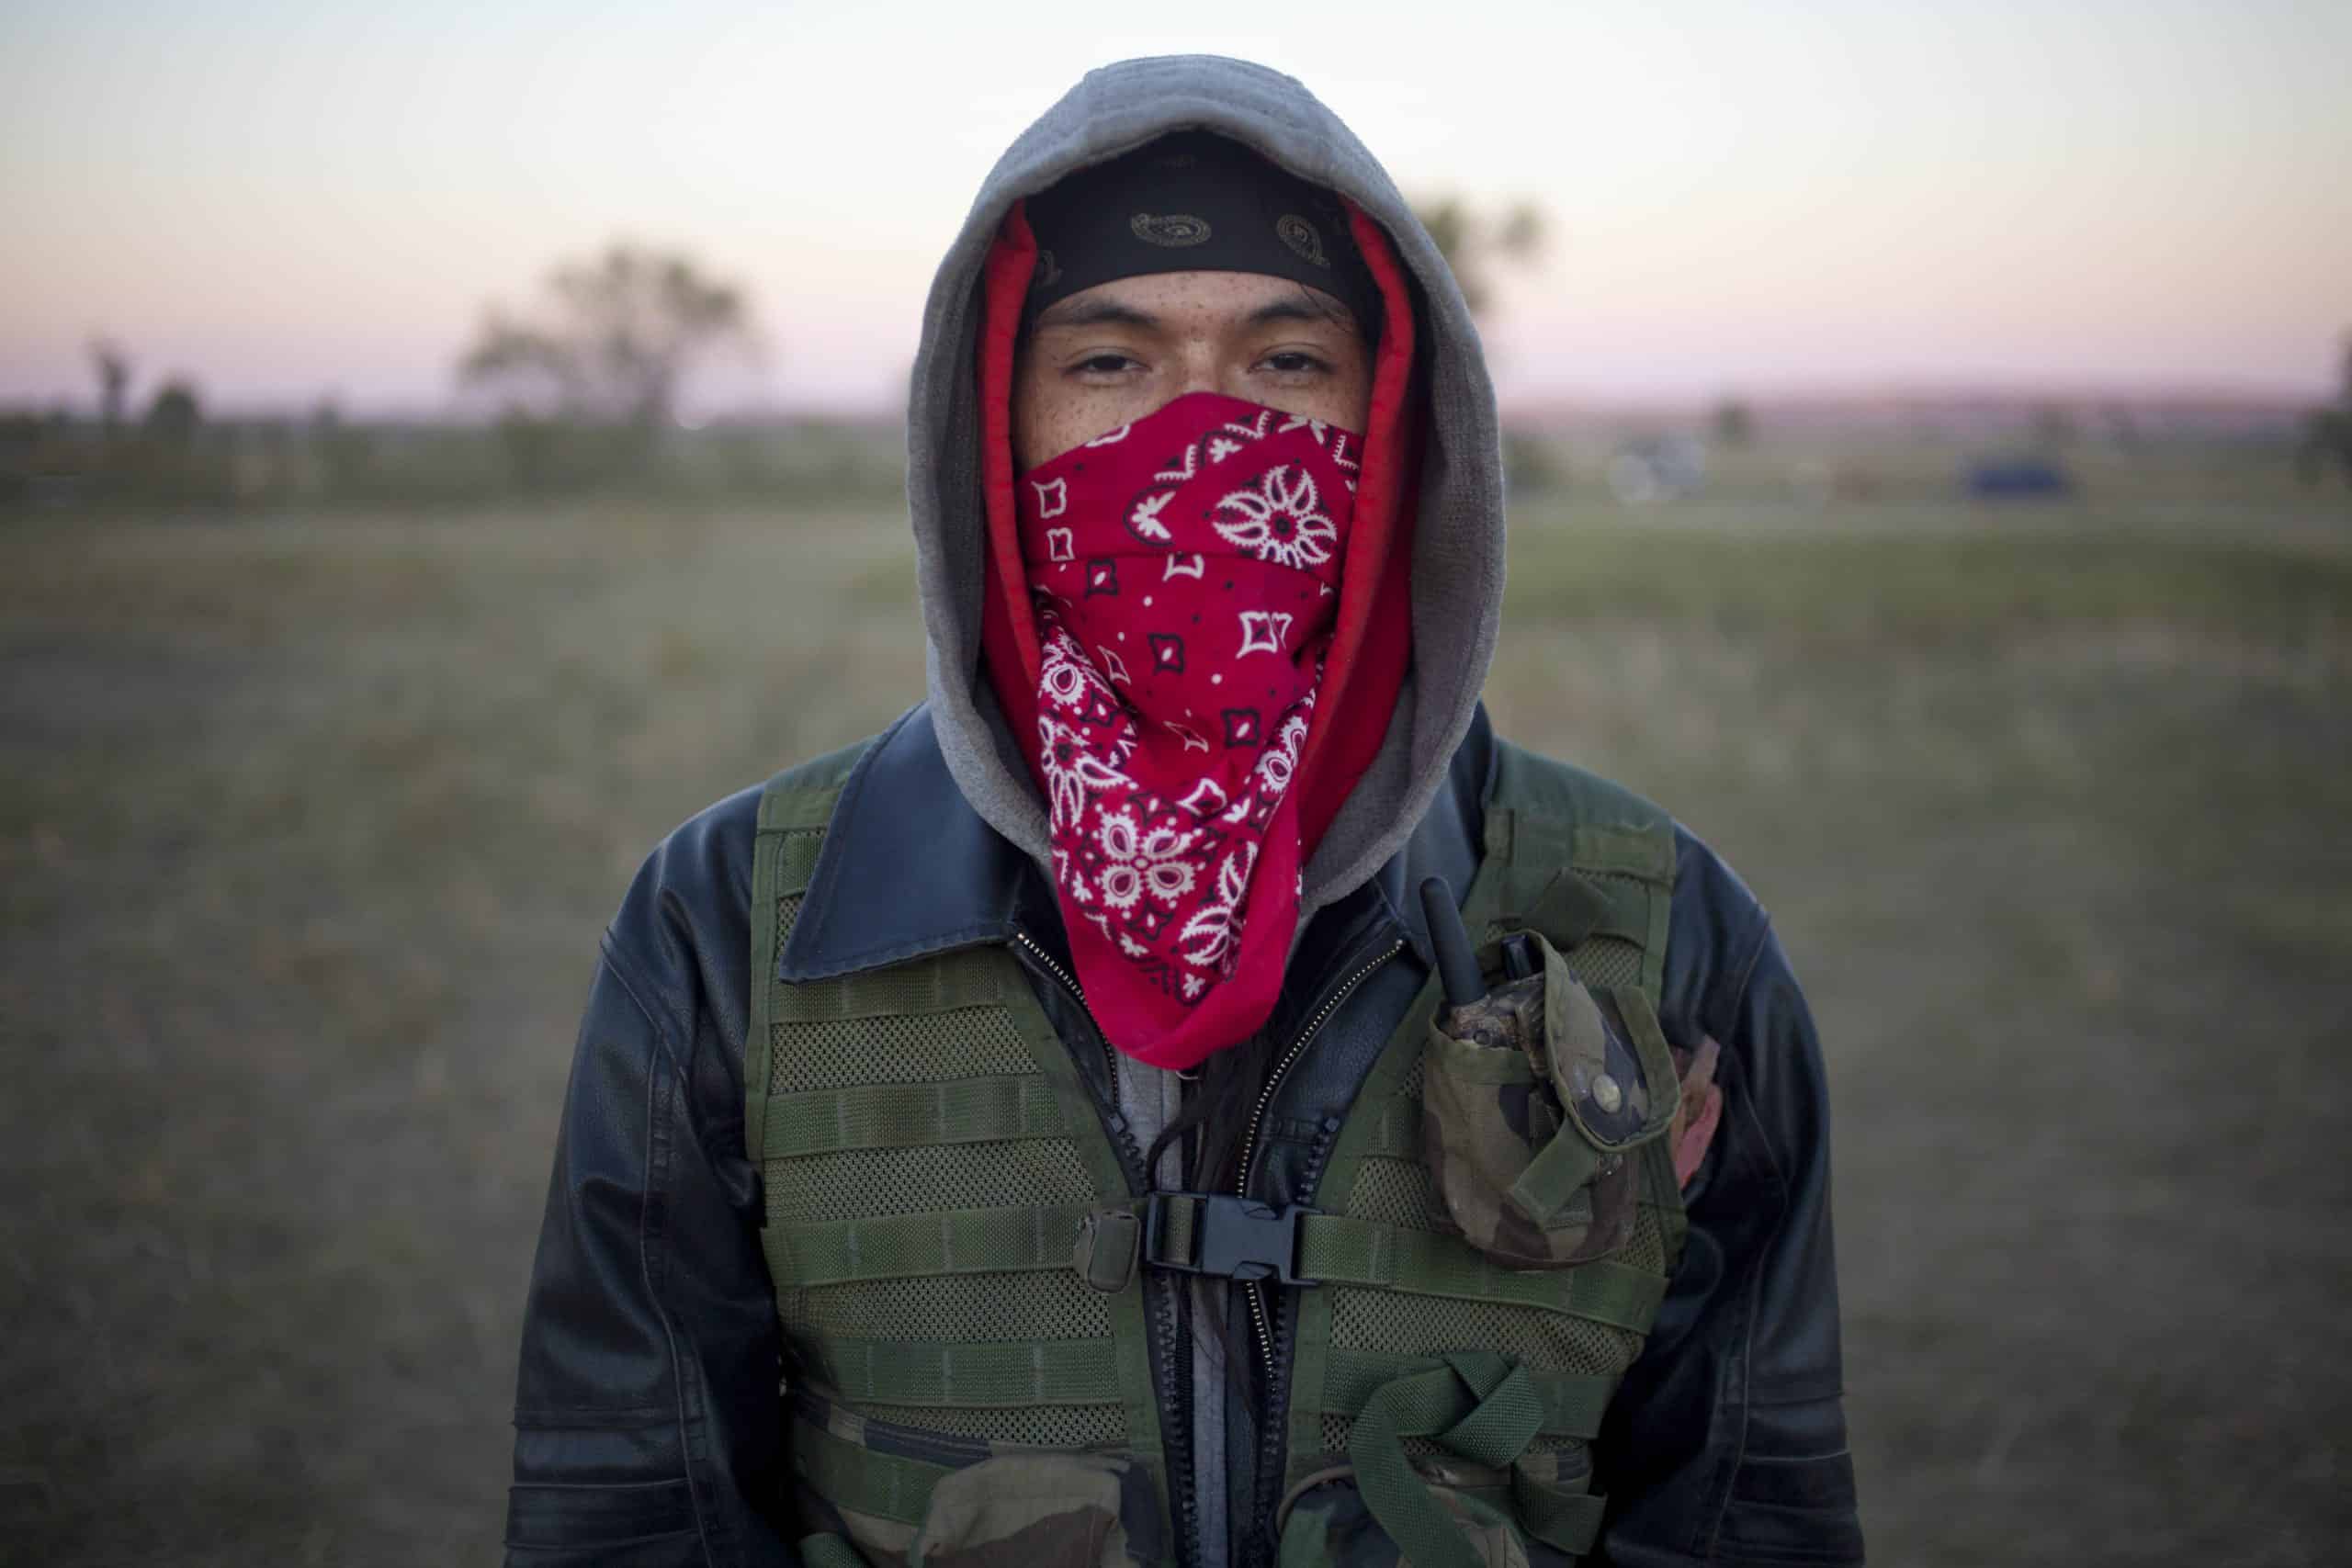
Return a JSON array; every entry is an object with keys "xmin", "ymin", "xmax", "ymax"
[{"xmin": 1023, "ymin": 130, "xmax": 1382, "ymax": 333}]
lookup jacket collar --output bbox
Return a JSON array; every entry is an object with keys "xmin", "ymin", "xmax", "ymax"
[{"xmin": 778, "ymin": 702, "xmax": 1492, "ymax": 984}]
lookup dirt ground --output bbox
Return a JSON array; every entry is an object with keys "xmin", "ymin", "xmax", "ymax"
[{"xmin": 4, "ymin": 480, "xmax": 2347, "ymax": 1565}]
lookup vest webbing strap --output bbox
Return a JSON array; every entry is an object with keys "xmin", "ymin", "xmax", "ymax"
[
  {"xmin": 1323, "ymin": 1352, "xmax": 1615, "ymax": 1439},
  {"xmin": 770, "ymin": 945, "xmax": 1014, "ymax": 1024},
  {"xmin": 1511, "ymin": 1481, "xmax": 1607, "ymax": 1557},
  {"xmin": 1359, "ymin": 1100, "xmax": 1419, "ymax": 1158},
  {"xmin": 792, "ymin": 1416, "xmax": 944, "ymax": 1526},
  {"xmin": 1138, "ymin": 1197, "xmax": 1664, "ymax": 1328},
  {"xmin": 804, "ymin": 1333, "xmax": 1124, "ymax": 1408},
  {"xmin": 775, "ymin": 1203, "xmax": 1096, "ymax": 1287},
  {"xmin": 1348, "ymin": 1352, "xmax": 1544, "ymax": 1568},
  {"xmin": 797, "ymin": 1535, "xmax": 867, "ymax": 1568},
  {"xmin": 763, "ymin": 1074, "xmax": 1074, "ymax": 1159},
  {"xmin": 1297, "ymin": 1214, "xmax": 1665, "ymax": 1330}
]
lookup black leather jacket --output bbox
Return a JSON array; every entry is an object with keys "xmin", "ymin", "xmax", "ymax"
[{"xmin": 504, "ymin": 706, "xmax": 1863, "ymax": 1566}]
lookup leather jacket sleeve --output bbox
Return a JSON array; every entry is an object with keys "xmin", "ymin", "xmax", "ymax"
[
  {"xmin": 1594, "ymin": 829, "xmax": 1866, "ymax": 1566},
  {"xmin": 504, "ymin": 786, "xmax": 796, "ymax": 1567}
]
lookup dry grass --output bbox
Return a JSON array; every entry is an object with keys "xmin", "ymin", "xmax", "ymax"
[{"xmin": 3, "ymin": 482, "xmax": 2347, "ymax": 1564}]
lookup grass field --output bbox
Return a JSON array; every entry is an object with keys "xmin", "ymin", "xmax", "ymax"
[{"xmin": 4, "ymin": 476, "xmax": 2348, "ymax": 1564}]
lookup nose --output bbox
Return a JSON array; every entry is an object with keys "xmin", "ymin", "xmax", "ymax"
[{"xmin": 1171, "ymin": 343, "xmax": 1224, "ymax": 400}]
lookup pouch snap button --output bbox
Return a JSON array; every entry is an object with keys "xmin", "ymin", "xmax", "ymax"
[{"xmin": 1592, "ymin": 1073, "xmax": 1623, "ymax": 1113}]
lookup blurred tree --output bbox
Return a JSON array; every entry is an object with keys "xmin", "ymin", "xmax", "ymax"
[
  {"xmin": 2298, "ymin": 409, "xmax": 2351, "ymax": 488},
  {"xmin": 2293, "ymin": 329, "xmax": 2352, "ymax": 489},
  {"xmin": 1412, "ymin": 198, "xmax": 1545, "ymax": 317},
  {"xmin": 141, "ymin": 380, "xmax": 203, "ymax": 447},
  {"xmin": 458, "ymin": 243, "xmax": 758, "ymax": 433},
  {"xmin": 127, "ymin": 378, "xmax": 214, "ymax": 500},
  {"xmin": 494, "ymin": 409, "xmax": 570, "ymax": 491},
  {"xmin": 309, "ymin": 399, "xmax": 375, "ymax": 496},
  {"xmin": 88, "ymin": 339, "xmax": 132, "ymax": 435},
  {"xmin": 1713, "ymin": 399, "xmax": 1755, "ymax": 448}
]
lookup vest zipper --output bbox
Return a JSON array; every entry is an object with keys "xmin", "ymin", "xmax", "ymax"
[
  {"xmin": 1236, "ymin": 937, "xmax": 1408, "ymax": 1235},
  {"xmin": 1235, "ymin": 936, "xmax": 1405, "ymax": 1562},
  {"xmin": 1010, "ymin": 930, "xmax": 1202, "ymax": 1568},
  {"xmin": 1011, "ymin": 930, "xmax": 1120, "ymax": 1092}
]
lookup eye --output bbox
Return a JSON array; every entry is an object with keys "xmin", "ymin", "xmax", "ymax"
[
  {"xmin": 1261, "ymin": 350, "xmax": 1329, "ymax": 376},
  {"xmin": 1070, "ymin": 352, "xmax": 1142, "ymax": 376}
]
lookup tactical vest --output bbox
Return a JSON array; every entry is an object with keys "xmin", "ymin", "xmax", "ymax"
[{"xmin": 746, "ymin": 736, "xmax": 1687, "ymax": 1568}]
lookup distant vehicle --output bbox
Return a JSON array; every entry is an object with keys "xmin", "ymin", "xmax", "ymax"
[
  {"xmin": 1963, "ymin": 457, "xmax": 2074, "ymax": 501},
  {"xmin": 1607, "ymin": 433, "xmax": 1707, "ymax": 504}
]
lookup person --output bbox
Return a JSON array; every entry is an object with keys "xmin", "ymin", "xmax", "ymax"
[{"xmin": 505, "ymin": 55, "xmax": 1863, "ymax": 1568}]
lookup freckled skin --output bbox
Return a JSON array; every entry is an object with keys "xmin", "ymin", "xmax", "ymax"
[{"xmin": 1012, "ymin": 270, "xmax": 1374, "ymax": 470}]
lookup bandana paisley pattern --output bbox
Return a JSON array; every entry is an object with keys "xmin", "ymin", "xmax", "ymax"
[{"xmin": 1016, "ymin": 390, "xmax": 1360, "ymax": 1066}]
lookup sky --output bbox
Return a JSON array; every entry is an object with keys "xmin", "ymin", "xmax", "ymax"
[{"xmin": 4, "ymin": 0, "xmax": 2348, "ymax": 415}]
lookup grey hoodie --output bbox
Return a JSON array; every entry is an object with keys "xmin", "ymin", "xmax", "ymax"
[{"xmin": 906, "ymin": 54, "xmax": 1508, "ymax": 921}]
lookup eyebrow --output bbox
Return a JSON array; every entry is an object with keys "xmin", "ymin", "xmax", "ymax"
[
  {"xmin": 1034, "ymin": 298, "xmax": 1159, "ymax": 331},
  {"xmin": 1246, "ymin": 297, "xmax": 1347, "ymax": 329},
  {"xmin": 1032, "ymin": 293, "xmax": 1354, "ymax": 333}
]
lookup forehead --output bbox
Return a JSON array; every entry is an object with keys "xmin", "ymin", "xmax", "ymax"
[{"xmin": 1030, "ymin": 269, "xmax": 1357, "ymax": 333}]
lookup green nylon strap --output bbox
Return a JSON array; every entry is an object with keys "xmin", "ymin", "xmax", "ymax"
[
  {"xmin": 765, "ymin": 829, "xmax": 827, "ymax": 900},
  {"xmin": 1505, "ymin": 826, "xmax": 1648, "ymax": 942},
  {"xmin": 1571, "ymin": 823, "xmax": 1675, "ymax": 883},
  {"xmin": 1152, "ymin": 1194, "xmax": 1198, "ymax": 1266},
  {"xmin": 1360, "ymin": 1099, "xmax": 1419, "ymax": 1158},
  {"xmin": 1138, "ymin": 1201, "xmax": 1664, "ymax": 1332},
  {"xmin": 746, "ymin": 739, "xmax": 867, "ymax": 1219},
  {"xmin": 1297, "ymin": 1215, "xmax": 1668, "ymax": 1331},
  {"xmin": 769, "ymin": 943, "xmax": 1015, "ymax": 1024},
  {"xmin": 1520, "ymin": 866, "xmax": 1616, "ymax": 950},
  {"xmin": 754, "ymin": 734, "xmax": 873, "ymax": 832},
  {"xmin": 791, "ymin": 1415, "xmax": 945, "ymax": 1526},
  {"xmin": 763, "ymin": 1074, "xmax": 1071, "ymax": 1158},
  {"xmin": 1347, "ymin": 1352, "xmax": 1543, "ymax": 1568},
  {"xmin": 1323, "ymin": 1351, "xmax": 1616, "ymax": 1439},
  {"xmin": 775, "ymin": 1202, "xmax": 1096, "ymax": 1288},
  {"xmin": 1511, "ymin": 1474, "xmax": 1608, "ymax": 1556},
  {"xmin": 1489, "ymin": 741, "xmax": 1676, "ymax": 886},
  {"xmin": 804, "ymin": 1333, "xmax": 1124, "ymax": 1408},
  {"xmin": 1274, "ymin": 1501, "xmax": 1334, "ymax": 1568},
  {"xmin": 796, "ymin": 1535, "xmax": 868, "ymax": 1568},
  {"xmin": 1503, "ymin": 1126, "xmax": 1605, "ymax": 1227}
]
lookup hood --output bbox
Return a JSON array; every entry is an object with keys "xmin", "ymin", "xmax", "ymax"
[{"xmin": 906, "ymin": 54, "xmax": 1506, "ymax": 917}]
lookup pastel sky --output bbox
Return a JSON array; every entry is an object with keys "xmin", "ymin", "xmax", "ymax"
[{"xmin": 5, "ymin": 0, "xmax": 2347, "ymax": 414}]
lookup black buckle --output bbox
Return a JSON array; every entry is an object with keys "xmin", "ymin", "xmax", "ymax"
[{"xmin": 1145, "ymin": 1192, "xmax": 1319, "ymax": 1286}]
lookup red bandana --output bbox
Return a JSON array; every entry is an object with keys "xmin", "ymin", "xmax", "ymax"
[
  {"xmin": 974, "ymin": 197, "xmax": 1421, "ymax": 1070},
  {"xmin": 1012, "ymin": 394, "xmax": 1360, "ymax": 1066}
]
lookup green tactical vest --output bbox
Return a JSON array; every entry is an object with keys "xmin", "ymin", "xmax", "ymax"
[{"xmin": 746, "ymin": 735, "xmax": 1687, "ymax": 1568}]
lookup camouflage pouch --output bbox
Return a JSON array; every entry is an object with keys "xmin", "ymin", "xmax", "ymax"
[
  {"xmin": 1272, "ymin": 1452, "xmax": 1598, "ymax": 1568},
  {"xmin": 914, "ymin": 1450, "xmax": 1159, "ymax": 1568},
  {"xmin": 1276, "ymin": 1474, "xmax": 1528, "ymax": 1568},
  {"xmin": 1421, "ymin": 932, "xmax": 1677, "ymax": 1269},
  {"xmin": 786, "ymin": 1395, "xmax": 1167, "ymax": 1568}
]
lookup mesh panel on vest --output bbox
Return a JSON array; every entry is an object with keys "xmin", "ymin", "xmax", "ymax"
[
  {"xmin": 766, "ymin": 1139, "xmax": 1096, "ymax": 1226},
  {"xmin": 1317, "ymin": 1416, "xmax": 1590, "ymax": 1463},
  {"xmin": 797, "ymin": 1270, "xmax": 1114, "ymax": 1343},
  {"xmin": 1347, "ymin": 1156, "xmax": 1450, "ymax": 1230},
  {"xmin": 1620, "ymin": 1193, "xmax": 1670, "ymax": 1278},
  {"xmin": 1327, "ymin": 1288, "xmax": 1640, "ymax": 1367},
  {"xmin": 763, "ymin": 942, "xmax": 1126, "ymax": 1451},
  {"xmin": 1562, "ymin": 874, "xmax": 1650, "ymax": 991},
  {"xmin": 770, "ymin": 1005, "xmax": 1038, "ymax": 1095},
  {"xmin": 856, "ymin": 1401, "xmax": 1128, "ymax": 1449}
]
